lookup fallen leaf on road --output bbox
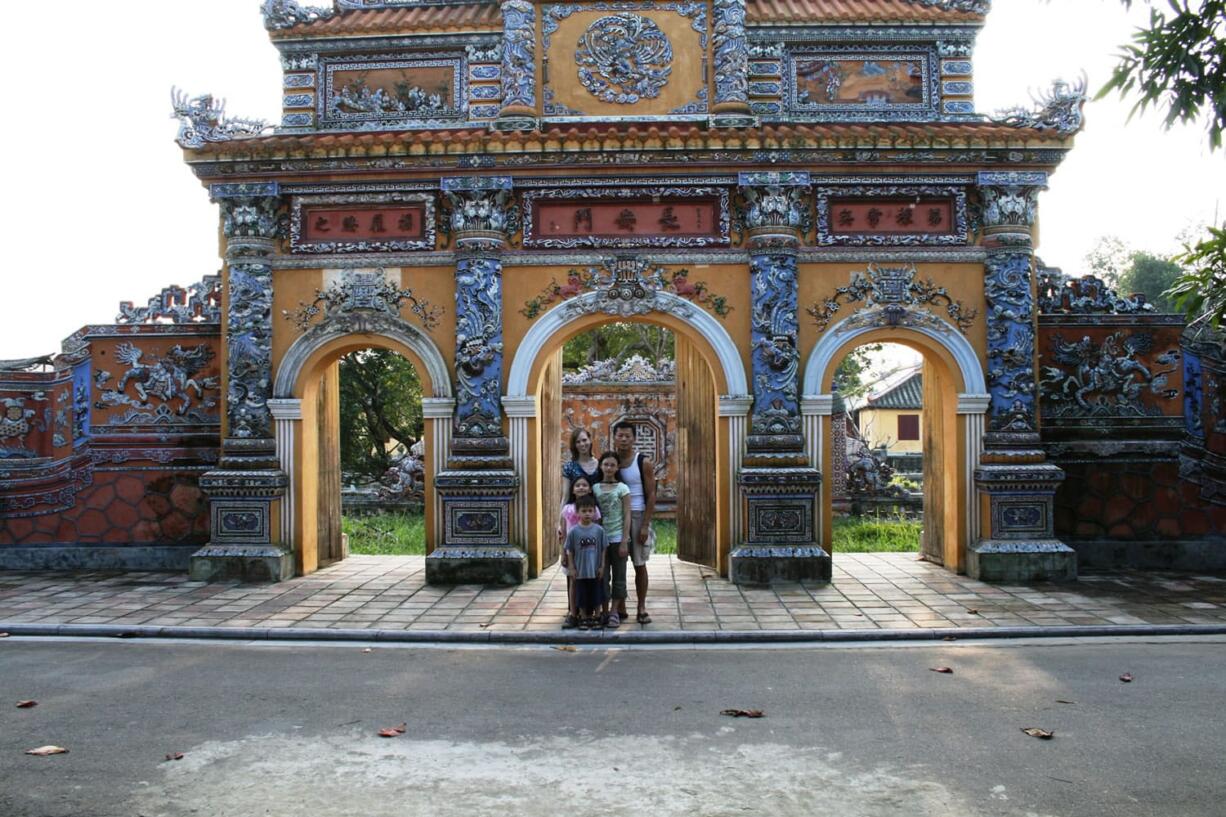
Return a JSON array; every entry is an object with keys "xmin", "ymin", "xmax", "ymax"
[
  {"xmin": 164, "ymin": 752, "xmax": 185, "ymax": 762},
  {"xmin": 929, "ymin": 667, "xmax": 954, "ymax": 674},
  {"xmin": 25, "ymin": 745, "xmax": 68, "ymax": 756},
  {"xmin": 1119, "ymin": 673, "xmax": 1133, "ymax": 683},
  {"xmin": 16, "ymin": 700, "xmax": 37, "ymax": 708},
  {"xmin": 967, "ymin": 609, "xmax": 980, "ymax": 615},
  {"xmin": 673, "ymin": 705, "xmax": 682, "ymax": 711},
  {"xmin": 721, "ymin": 709, "xmax": 764, "ymax": 718},
  {"xmin": 1021, "ymin": 727, "xmax": 1054, "ymax": 740},
  {"xmin": 1055, "ymin": 700, "xmax": 1076, "ymax": 705},
  {"xmin": 378, "ymin": 723, "xmax": 407, "ymax": 738},
  {"xmin": 552, "ymin": 645, "xmax": 578, "ymax": 652},
  {"xmin": 942, "ymin": 635, "xmax": 957, "ymax": 642}
]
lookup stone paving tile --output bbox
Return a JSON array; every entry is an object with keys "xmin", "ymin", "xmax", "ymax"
[{"xmin": 3, "ymin": 554, "xmax": 1226, "ymax": 633}]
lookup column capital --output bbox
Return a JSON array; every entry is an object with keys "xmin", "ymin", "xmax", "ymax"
[
  {"xmin": 976, "ymin": 171, "xmax": 1047, "ymax": 247},
  {"xmin": 211, "ymin": 183, "xmax": 284, "ymax": 243},
  {"xmin": 738, "ymin": 172, "xmax": 811, "ymax": 249},
  {"xmin": 442, "ymin": 176, "xmax": 515, "ymax": 252}
]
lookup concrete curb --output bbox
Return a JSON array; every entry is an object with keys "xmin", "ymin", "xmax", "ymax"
[{"xmin": 3, "ymin": 621, "xmax": 1226, "ymax": 645}]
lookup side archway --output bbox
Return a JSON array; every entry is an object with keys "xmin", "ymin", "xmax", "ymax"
[
  {"xmin": 271, "ymin": 319, "xmax": 454, "ymax": 576},
  {"xmin": 801, "ymin": 310, "xmax": 989, "ymax": 573}
]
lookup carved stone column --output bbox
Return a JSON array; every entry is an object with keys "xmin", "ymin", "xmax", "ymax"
[
  {"xmin": 191, "ymin": 183, "xmax": 293, "ymax": 583},
  {"xmin": 730, "ymin": 172, "xmax": 828, "ymax": 585},
  {"xmin": 428, "ymin": 177, "xmax": 525, "ymax": 585},
  {"xmin": 970, "ymin": 171, "xmax": 1076, "ymax": 582},
  {"xmin": 493, "ymin": 0, "xmax": 537, "ymax": 132},
  {"xmin": 710, "ymin": 0, "xmax": 755, "ymax": 128}
]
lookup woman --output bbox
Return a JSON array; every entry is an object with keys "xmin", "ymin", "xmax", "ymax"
[{"xmin": 559, "ymin": 428, "xmax": 600, "ymax": 528}]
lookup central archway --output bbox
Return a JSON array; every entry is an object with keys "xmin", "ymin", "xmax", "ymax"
[{"xmin": 505, "ymin": 291, "xmax": 751, "ymax": 577}]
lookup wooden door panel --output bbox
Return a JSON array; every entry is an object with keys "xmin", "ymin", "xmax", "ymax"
[{"xmin": 675, "ymin": 335, "xmax": 717, "ymax": 568}]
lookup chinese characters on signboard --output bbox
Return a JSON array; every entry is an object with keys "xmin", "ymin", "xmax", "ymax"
[
  {"xmin": 534, "ymin": 200, "xmax": 720, "ymax": 241},
  {"xmin": 301, "ymin": 206, "xmax": 427, "ymax": 243},
  {"xmin": 828, "ymin": 198, "xmax": 954, "ymax": 235},
  {"xmin": 290, "ymin": 199, "xmax": 435, "ymax": 253}
]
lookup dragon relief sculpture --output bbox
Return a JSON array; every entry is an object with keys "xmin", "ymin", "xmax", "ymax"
[
  {"xmin": 577, "ymin": 13, "xmax": 673, "ymax": 104},
  {"xmin": 171, "ymin": 87, "xmax": 269, "ymax": 149},
  {"xmin": 1041, "ymin": 331, "xmax": 1180, "ymax": 418},
  {"xmin": 95, "ymin": 343, "xmax": 220, "ymax": 424},
  {"xmin": 992, "ymin": 75, "xmax": 1087, "ymax": 136}
]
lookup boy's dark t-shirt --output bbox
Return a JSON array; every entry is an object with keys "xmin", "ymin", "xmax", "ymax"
[{"xmin": 564, "ymin": 523, "xmax": 607, "ymax": 580}]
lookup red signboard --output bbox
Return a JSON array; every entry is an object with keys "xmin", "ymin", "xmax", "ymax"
[
  {"xmin": 828, "ymin": 198, "xmax": 955, "ymax": 235},
  {"xmin": 532, "ymin": 199, "xmax": 721, "ymax": 241},
  {"xmin": 300, "ymin": 206, "xmax": 427, "ymax": 243}
]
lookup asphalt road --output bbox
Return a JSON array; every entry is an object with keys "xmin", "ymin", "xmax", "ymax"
[{"xmin": 1, "ymin": 636, "xmax": 1224, "ymax": 817}]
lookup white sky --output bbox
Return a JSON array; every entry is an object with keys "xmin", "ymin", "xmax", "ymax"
[{"xmin": 0, "ymin": 0, "xmax": 1221, "ymax": 358}]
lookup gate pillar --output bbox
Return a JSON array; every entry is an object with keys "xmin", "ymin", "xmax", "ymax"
[
  {"xmin": 427, "ymin": 176, "xmax": 525, "ymax": 585},
  {"xmin": 191, "ymin": 183, "xmax": 293, "ymax": 582},
  {"xmin": 730, "ymin": 172, "xmax": 828, "ymax": 585},
  {"xmin": 971, "ymin": 172, "xmax": 1076, "ymax": 582},
  {"xmin": 710, "ymin": 0, "xmax": 755, "ymax": 128}
]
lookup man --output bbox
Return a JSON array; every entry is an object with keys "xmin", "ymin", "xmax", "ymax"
[{"xmin": 612, "ymin": 420, "xmax": 655, "ymax": 624}]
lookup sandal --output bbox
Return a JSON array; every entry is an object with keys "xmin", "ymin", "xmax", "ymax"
[
  {"xmin": 636, "ymin": 611, "xmax": 652, "ymax": 624},
  {"xmin": 578, "ymin": 618, "xmax": 591, "ymax": 631},
  {"xmin": 562, "ymin": 614, "xmax": 578, "ymax": 630},
  {"xmin": 606, "ymin": 612, "xmax": 620, "ymax": 629}
]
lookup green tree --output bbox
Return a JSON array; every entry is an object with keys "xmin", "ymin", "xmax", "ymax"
[
  {"xmin": 561, "ymin": 322, "xmax": 675, "ymax": 370},
  {"xmin": 1100, "ymin": 0, "xmax": 1226, "ymax": 149},
  {"xmin": 1099, "ymin": 1, "xmax": 1225, "ymax": 327},
  {"xmin": 833, "ymin": 344, "xmax": 885, "ymax": 400},
  {"xmin": 1117, "ymin": 251, "xmax": 1182, "ymax": 311},
  {"xmin": 339, "ymin": 349, "xmax": 423, "ymax": 481},
  {"xmin": 1083, "ymin": 235, "xmax": 1133, "ymax": 284},
  {"xmin": 1167, "ymin": 225, "xmax": 1226, "ymax": 329}
]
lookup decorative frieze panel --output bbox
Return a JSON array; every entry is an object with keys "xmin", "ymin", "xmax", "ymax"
[
  {"xmin": 784, "ymin": 45, "xmax": 940, "ymax": 122},
  {"xmin": 815, "ymin": 184, "xmax": 968, "ymax": 246},
  {"xmin": 520, "ymin": 259, "xmax": 732, "ymax": 319},
  {"xmin": 93, "ymin": 343, "xmax": 221, "ymax": 427},
  {"xmin": 290, "ymin": 193, "xmax": 436, "ymax": 253},
  {"xmin": 522, "ymin": 187, "xmax": 730, "ymax": 248},
  {"xmin": 541, "ymin": 2, "xmax": 708, "ymax": 121},
  {"xmin": 808, "ymin": 262, "xmax": 976, "ymax": 333},
  {"xmin": 318, "ymin": 53, "xmax": 466, "ymax": 130}
]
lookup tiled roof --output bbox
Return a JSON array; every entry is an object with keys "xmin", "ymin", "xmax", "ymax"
[
  {"xmin": 866, "ymin": 368, "xmax": 924, "ymax": 410},
  {"xmin": 748, "ymin": 0, "xmax": 983, "ymax": 24},
  {"xmin": 186, "ymin": 120, "xmax": 1071, "ymax": 160},
  {"xmin": 269, "ymin": 3, "xmax": 501, "ymax": 37},
  {"xmin": 269, "ymin": 0, "xmax": 983, "ymax": 37}
]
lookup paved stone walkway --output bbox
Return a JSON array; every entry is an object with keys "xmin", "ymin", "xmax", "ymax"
[{"xmin": 1, "ymin": 554, "xmax": 1225, "ymax": 633}]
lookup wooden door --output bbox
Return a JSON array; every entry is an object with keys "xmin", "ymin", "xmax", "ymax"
[
  {"xmin": 920, "ymin": 359, "xmax": 944, "ymax": 565},
  {"xmin": 675, "ymin": 335, "xmax": 718, "ymax": 568},
  {"xmin": 537, "ymin": 350, "xmax": 564, "ymax": 577},
  {"xmin": 317, "ymin": 363, "xmax": 345, "ymax": 566}
]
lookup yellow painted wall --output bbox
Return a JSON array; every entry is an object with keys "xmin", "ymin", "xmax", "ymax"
[{"xmin": 858, "ymin": 407, "xmax": 924, "ymax": 454}]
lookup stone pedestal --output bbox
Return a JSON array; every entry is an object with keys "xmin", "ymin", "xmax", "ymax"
[
  {"xmin": 968, "ymin": 463, "xmax": 1076, "ymax": 583},
  {"xmin": 731, "ymin": 466, "xmax": 829, "ymax": 585},
  {"xmin": 428, "ymin": 469, "xmax": 525, "ymax": 585},
  {"xmin": 191, "ymin": 463, "xmax": 293, "ymax": 582}
]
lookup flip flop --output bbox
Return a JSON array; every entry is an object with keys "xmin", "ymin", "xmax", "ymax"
[{"xmin": 636, "ymin": 611, "xmax": 651, "ymax": 624}]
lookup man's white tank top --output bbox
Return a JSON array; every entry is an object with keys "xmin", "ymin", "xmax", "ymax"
[{"xmin": 618, "ymin": 454, "xmax": 646, "ymax": 512}]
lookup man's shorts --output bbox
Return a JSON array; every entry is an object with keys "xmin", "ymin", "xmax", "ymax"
[{"xmin": 628, "ymin": 511, "xmax": 655, "ymax": 567}]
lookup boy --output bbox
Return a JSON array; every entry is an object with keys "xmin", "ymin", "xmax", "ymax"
[{"xmin": 563, "ymin": 494, "xmax": 608, "ymax": 630}]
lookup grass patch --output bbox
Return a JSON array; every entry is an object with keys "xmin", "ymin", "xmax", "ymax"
[
  {"xmin": 343, "ymin": 512, "xmax": 425, "ymax": 556},
  {"xmin": 832, "ymin": 515, "xmax": 921, "ymax": 553},
  {"xmin": 652, "ymin": 520, "xmax": 677, "ymax": 555}
]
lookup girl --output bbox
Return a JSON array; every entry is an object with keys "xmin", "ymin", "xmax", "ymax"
[
  {"xmin": 592, "ymin": 451, "xmax": 631, "ymax": 629},
  {"xmin": 558, "ymin": 474, "xmax": 600, "ymax": 629}
]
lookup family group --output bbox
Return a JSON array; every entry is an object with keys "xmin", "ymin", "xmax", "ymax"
[{"xmin": 557, "ymin": 422, "xmax": 656, "ymax": 629}]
